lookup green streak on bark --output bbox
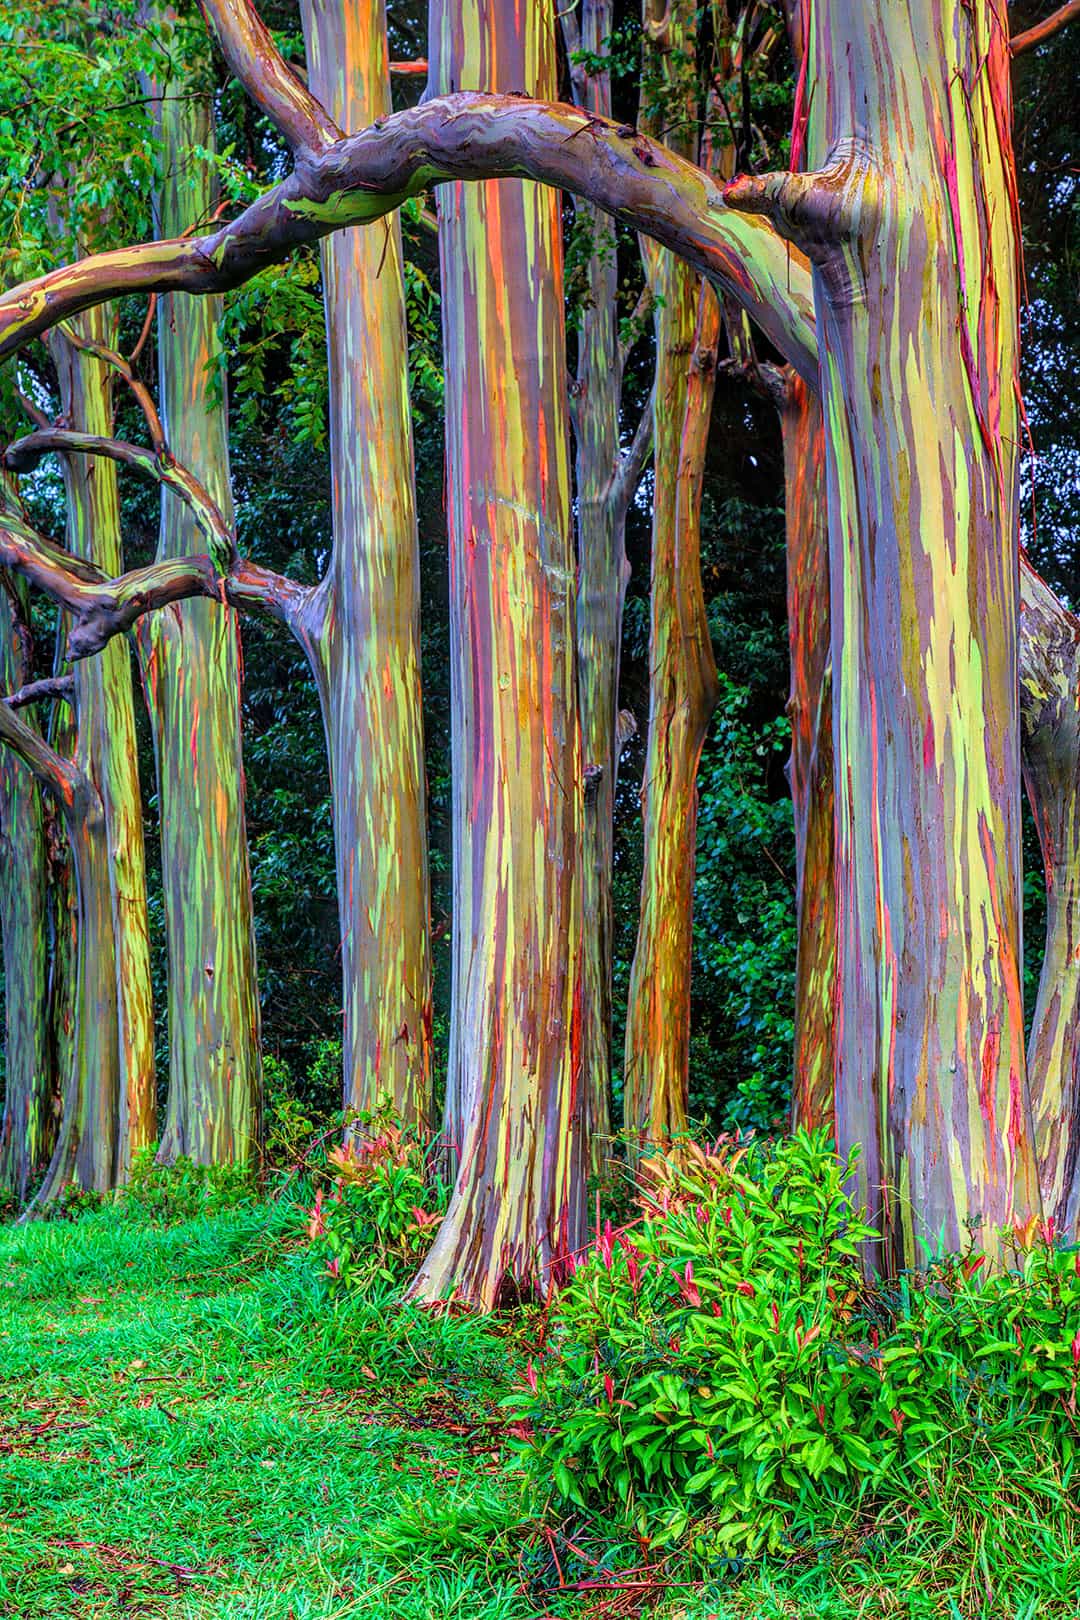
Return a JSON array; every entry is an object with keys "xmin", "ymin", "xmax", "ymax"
[
  {"xmin": 298, "ymin": 0, "xmax": 433, "ymax": 1131},
  {"xmin": 0, "ymin": 575, "xmax": 51, "ymax": 1202},
  {"xmin": 48, "ymin": 320, "xmax": 155, "ymax": 1187},
  {"xmin": 409, "ymin": 0, "xmax": 586, "ymax": 1307},
  {"xmin": 140, "ymin": 13, "xmax": 262, "ymax": 1166}
]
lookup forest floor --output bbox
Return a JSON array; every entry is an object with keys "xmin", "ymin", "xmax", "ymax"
[{"xmin": 0, "ymin": 1198, "xmax": 1061, "ymax": 1620}]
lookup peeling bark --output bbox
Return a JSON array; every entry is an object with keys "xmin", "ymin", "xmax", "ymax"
[
  {"xmin": 408, "ymin": 0, "xmax": 586, "ymax": 1307},
  {"xmin": 139, "ymin": 16, "xmax": 263, "ymax": 1166},
  {"xmin": 727, "ymin": 0, "xmax": 1040, "ymax": 1266},
  {"xmin": 296, "ymin": 0, "xmax": 433, "ymax": 1130},
  {"xmin": 0, "ymin": 572, "xmax": 50, "ymax": 1202}
]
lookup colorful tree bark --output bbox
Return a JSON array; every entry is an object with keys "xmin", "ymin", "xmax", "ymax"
[
  {"xmin": 0, "ymin": 571, "xmax": 50, "ymax": 1201},
  {"xmin": 1019, "ymin": 559, "xmax": 1080, "ymax": 1237},
  {"xmin": 297, "ymin": 0, "xmax": 432, "ymax": 1130},
  {"xmin": 777, "ymin": 373, "xmax": 834, "ymax": 1132},
  {"xmin": 561, "ymin": 0, "xmax": 650, "ymax": 1163},
  {"xmin": 623, "ymin": 0, "xmax": 723, "ymax": 1145},
  {"xmin": 49, "ymin": 320, "xmax": 156, "ymax": 1184},
  {"xmin": 727, "ymin": 0, "xmax": 1040, "ymax": 1266},
  {"xmin": 408, "ymin": 0, "xmax": 586, "ymax": 1306},
  {"xmin": 139, "ymin": 19, "xmax": 263, "ymax": 1165}
]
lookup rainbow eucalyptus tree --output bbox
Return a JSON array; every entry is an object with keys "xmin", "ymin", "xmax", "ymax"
[
  {"xmin": 560, "ymin": 0, "xmax": 652, "ymax": 1159},
  {"xmin": 0, "ymin": 570, "xmax": 50, "ymax": 1200},
  {"xmin": 188, "ymin": 0, "xmax": 433, "ymax": 1131},
  {"xmin": 771, "ymin": 368, "xmax": 833, "ymax": 1132},
  {"xmin": 48, "ymin": 320, "xmax": 156, "ymax": 1184},
  {"xmin": 724, "ymin": 0, "xmax": 1043, "ymax": 1262},
  {"xmin": 623, "ymin": 0, "xmax": 731, "ymax": 1144},
  {"xmin": 408, "ymin": 0, "xmax": 587, "ymax": 1305},
  {"xmin": 295, "ymin": 0, "xmax": 432, "ymax": 1130},
  {"xmin": 3, "ymin": 0, "xmax": 1078, "ymax": 1265},
  {"xmin": 139, "ymin": 15, "xmax": 263, "ymax": 1164}
]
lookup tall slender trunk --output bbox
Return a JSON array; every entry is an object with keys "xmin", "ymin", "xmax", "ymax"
[
  {"xmin": 778, "ymin": 373, "xmax": 834, "ymax": 1131},
  {"xmin": 140, "ymin": 16, "xmax": 262, "ymax": 1165},
  {"xmin": 409, "ymin": 0, "xmax": 585, "ymax": 1306},
  {"xmin": 623, "ymin": 261, "xmax": 720, "ymax": 1142},
  {"xmin": 623, "ymin": 0, "xmax": 722, "ymax": 1144},
  {"xmin": 0, "ymin": 574, "xmax": 50, "ymax": 1201},
  {"xmin": 561, "ymin": 0, "xmax": 643, "ymax": 1164},
  {"xmin": 728, "ymin": 0, "xmax": 1040, "ymax": 1265},
  {"xmin": 1020, "ymin": 560, "xmax": 1080, "ymax": 1236},
  {"xmin": 298, "ymin": 0, "xmax": 432, "ymax": 1131},
  {"xmin": 0, "ymin": 696, "xmax": 116, "ymax": 1202},
  {"xmin": 50, "ymin": 320, "xmax": 156, "ymax": 1183}
]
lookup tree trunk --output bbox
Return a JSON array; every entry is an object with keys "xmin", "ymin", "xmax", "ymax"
[
  {"xmin": 778, "ymin": 373, "xmax": 834, "ymax": 1131},
  {"xmin": 298, "ymin": 0, "xmax": 433, "ymax": 1131},
  {"xmin": 1019, "ymin": 558, "xmax": 1080, "ymax": 1237},
  {"xmin": 409, "ymin": 0, "xmax": 586, "ymax": 1306},
  {"xmin": 623, "ymin": 0, "xmax": 721, "ymax": 1145},
  {"xmin": 0, "ymin": 700, "xmax": 117, "ymax": 1203},
  {"xmin": 0, "ymin": 575, "xmax": 50, "ymax": 1202},
  {"xmin": 727, "ymin": 0, "xmax": 1040, "ymax": 1266},
  {"xmin": 561, "ymin": 0, "xmax": 642, "ymax": 1167},
  {"xmin": 140, "ymin": 17, "xmax": 263, "ymax": 1165},
  {"xmin": 623, "ymin": 259, "xmax": 720, "ymax": 1143},
  {"xmin": 51, "ymin": 320, "xmax": 156, "ymax": 1183}
]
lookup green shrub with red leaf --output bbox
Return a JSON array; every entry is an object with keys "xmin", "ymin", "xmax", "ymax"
[
  {"xmin": 508, "ymin": 1129, "xmax": 1080, "ymax": 1560},
  {"xmin": 304, "ymin": 1106, "xmax": 446, "ymax": 1291}
]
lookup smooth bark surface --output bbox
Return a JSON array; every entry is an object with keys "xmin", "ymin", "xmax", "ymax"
[
  {"xmin": 0, "ymin": 572, "xmax": 50, "ymax": 1201},
  {"xmin": 410, "ymin": 0, "xmax": 586, "ymax": 1306},
  {"xmin": 51, "ymin": 321, "xmax": 156, "ymax": 1183},
  {"xmin": 779, "ymin": 373, "xmax": 834, "ymax": 1131},
  {"xmin": 298, "ymin": 0, "xmax": 433, "ymax": 1129},
  {"xmin": 140, "ymin": 19, "xmax": 263, "ymax": 1165},
  {"xmin": 728, "ymin": 0, "xmax": 1040, "ymax": 1264},
  {"xmin": 1020, "ymin": 560, "xmax": 1080, "ymax": 1235}
]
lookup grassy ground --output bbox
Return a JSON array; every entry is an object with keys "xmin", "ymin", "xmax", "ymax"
[
  {"xmin": 0, "ymin": 1199, "xmax": 1072, "ymax": 1620},
  {"xmin": 0, "ymin": 1200, "xmax": 535, "ymax": 1620}
]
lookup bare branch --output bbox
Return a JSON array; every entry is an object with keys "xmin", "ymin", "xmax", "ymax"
[
  {"xmin": 197, "ymin": 0, "xmax": 341, "ymax": 152},
  {"xmin": 5, "ymin": 674, "xmax": 75, "ymax": 711},
  {"xmin": 616, "ymin": 284, "xmax": 654, "ymax": 375},
  {"xmin": 0, "ymin": 505, "xmax": 222, "ymax": 660},
  {"xmin": 1011, "ymin": 0, "xmax": 1080, "ymax": 55},
  {"xmin": 225, "ymin": 556, "xmax": 316, "ymax": 633},
  {"xmin": 0, "ymin": 94, "xmax": 817, "ymax": 384},
  {"xmin": 610, "ymin": 386, "xmax": 655, "ymax": 516},
  {"xmin": 389, "ymin": 59, "xmax": 428, "ymax": 76},
  {"xmin": 56, "ymin": 320, "xmax": 167, "ymax": 452},
  {"xmin": 4, "ymin": 429, "xmax": 234, "ymax": 568},
  {"xmin": 0, "ymin": 698, "xmax": 84, "ymax": 806}
]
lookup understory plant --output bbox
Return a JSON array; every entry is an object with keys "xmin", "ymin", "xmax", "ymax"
[
  {"xmin": 510, "ymin": 1130, "xmax": 1080, "ymax": 1561},
  {"xmin": 304, "ymin": 1106, "xmax": 447, "ymax": 1290}
]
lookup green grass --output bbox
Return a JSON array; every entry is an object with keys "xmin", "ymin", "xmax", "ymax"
[
  {"xmin": 0, "ymin": 1199, "xmax": 1074, "ymax": 1620},
  {"xmin": 0, "ymin": 1200, "xmax": 534, "ymax": 1619}
]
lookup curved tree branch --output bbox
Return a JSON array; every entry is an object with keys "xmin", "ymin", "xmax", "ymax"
[
  {"xmin": 0, "ymin": 94, "xmax": 817, "ymax": 383},
  {"xmin": 5, "ymin": 674, "xmax": 75, "ymax": 711},
  {"xmin": 1011, "ymin": 0, "xmax": 1080, "ymax": 56},
  {"xmin": 4, "ymin": 429, "xmax": 235, "ymax": 568},
  {"xmin": 197, "ymin": 0, "xmax": 341, "ymax": 152}
]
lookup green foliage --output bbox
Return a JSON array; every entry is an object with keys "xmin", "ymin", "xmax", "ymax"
[
  {"xmin": 511, "ymin": 1130, "xmax": 1080, "ymax": 1569},
  {"xmin": 121, "ymin": 1148, "xmax": 254, "ymax": 1223},
  {"xmin": 304, "ymin": 1108, "xmax": 447, "ymax": 1291},
  {"xmin": 693, "ymin": 678, "xmax": 796, "ymax": 1130}
]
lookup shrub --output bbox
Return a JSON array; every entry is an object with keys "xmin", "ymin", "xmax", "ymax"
[
  {"xmin": 303, "ymin": 1106, "xmax": 447, "ymax": 1291},
  {"xmin": 121, "ymin": 1148, "xmax": 255, "ymax": 1222},
  {"xmin": 510, "ymin": 1130, "xmax": 1080, "ymax": 1562}
]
